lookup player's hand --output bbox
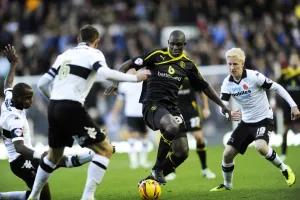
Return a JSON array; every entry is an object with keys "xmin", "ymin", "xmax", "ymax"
[
  {"xmin": 104, "ymin": 82, "xmax": 119, "ymax": 95},
  {"xmin": 202, "ymin": 108, "xmax": 211, "ymax": 119},
  {"xmin": 4, "ymin": 44, "xmax": 18, "ymax": 64},
  {"xmin": 291, "ymin": 106, "xmax": 300, "ymax": 120},
  {"xmin": 136, "ymin": 69, "xmax": 151, "ymax": 82},
  {"xmin": 231, "ymin": 110, "xmax": 242, "ymax": 121},
  {"xmin": 221, "ymin": 106, "xmax": 231, "ymax": 121}
]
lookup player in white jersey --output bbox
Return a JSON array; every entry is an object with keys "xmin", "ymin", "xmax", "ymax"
[
  {"xmin": 0, "ymin": 45, "xmax": 95, "ymax": 200},
  {"xmin": 110, "ymin": 69, "xmax": 151, "ymax": 169},
  {"xmin": 210, "ymin": 48, "xmax": 300, "ymax": 192},
  {"xmin": 28, "ymin": 25, "xmax": 150, "ymax": 200}
]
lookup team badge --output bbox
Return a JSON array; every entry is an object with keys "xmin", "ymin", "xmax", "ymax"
[{"xmin": 242, "ymin": 84, "xmax": 248, "ymax": 90}]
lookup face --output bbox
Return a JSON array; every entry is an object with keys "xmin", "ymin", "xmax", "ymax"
[
  {"xmin": 226, "ymin": 56, "xmax": 244, "ymax": 79},
  {"xmin": 21, "ymin": 88, "xmax": 33, "ymax": 109},
  {"xmin": 168, "ymin": 35, "xmax": 186, "ymax": 57},
  {"xmin": 289, "ymin": 54, "xmax": 299, "ymax": 68}
]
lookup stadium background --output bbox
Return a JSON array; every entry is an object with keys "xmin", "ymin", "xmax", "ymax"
[{"xmin": 0, "ymin": 1, "xmax": 299, "ymax": 199}]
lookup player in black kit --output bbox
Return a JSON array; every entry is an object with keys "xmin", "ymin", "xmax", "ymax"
[{"xmin": 105, "ymin": 30, "xmax": 231, "ymax": 184}]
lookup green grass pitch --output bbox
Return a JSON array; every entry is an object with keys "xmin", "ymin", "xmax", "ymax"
[{"xmin": 0, "ymin": 146, "xmax": 299, "ymax": 200}]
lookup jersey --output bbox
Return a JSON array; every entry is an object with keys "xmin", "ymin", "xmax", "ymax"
[
  {"xmin": 277, "ymin": 67, "xmax": 300, "ymax": 104},
  {"xmin": 132, "ymin": 48, "xmax": 209, "ymax": 107},
  {"xmin": 178, "ymin": 77, "xmax": 197, "ymax": 107},
  {"xmin": 0, "ymin": 89, "xmax": 32, "ymax": 162},
  {"xmin": 47, "ymin": 42, "xmax": 108, "ymax": 104},
  {"xmin": 221, "ymin": 69, "xmax": 273, "ymax": 123},
  {"xmin": 118, "ymin": 82, "xmax": 143, "ymax": 117}
]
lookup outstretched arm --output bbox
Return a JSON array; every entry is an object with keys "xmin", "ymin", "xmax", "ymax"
[
  {"xmin": 199, "ymin": 92, "xmax": 211, "ymax": 119},
  {"xmin": 4, "ymin": 45, "xmax": 18, "ymax": 90}
]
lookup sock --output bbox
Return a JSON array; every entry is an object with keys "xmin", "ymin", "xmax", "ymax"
[
  {"xmin": 281, "ymin": 131, "xmax": 288, "ymax": 155},
  {"xmin": 196, "ymin": 143, "xmax": 207, "ymax": 170},
  {"xmin": 0, "ymin": 191, "xmax": 26, "ymax": 200},
  {"xmin": 28, "ymin": 157, "xmax": 55, "ymax": 199},
  {"xmin": 139, "ymin": 139, "xmax": 149, "ymax": 165},
  {"xmin": 222, "ymin": 160, "xmax": 234, "ymax": 188},
  {"xmin": 81, "ymin": 154, "xmax": 109, "ymax": 200},
  {"xmin": 153, "ymin": 133, "xmax": 174, "ymax": 169},
  {"xmin": 265, "ymin": 146, "xmax": 288, "ymax": 171},
  {"xmin": 162, "ymin": 152, "xmax": 187, "ymax": 176},
  {"xmin": 66, "ymin": 150, "xmax": 94, "ymax": 168},
  {"xmin": 128, "ymin": 138, "xmax": 138, "ymax": 167}
]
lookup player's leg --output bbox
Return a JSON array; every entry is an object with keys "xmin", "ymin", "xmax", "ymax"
[
  {"xmin": 28, "ymin": 147, "xmax": 65, "ymax": 200},
  {"xmin": 137, "ymin": 118, "xmax": 151, "ymax": 168},
  {"xmin": 255, "ymin": 139, "xmax": 295, "ymax": 186},
  {"xmin": 82, "ymin": 138, "xmax": 114, "ymax": 200},
  {"xmin": 281, "ymin": 123, "xmax": 290, "ymax": 161},
  {"xmin": 211, "ymin": 122, "xmax": 252, "ymax": 191},
  {"xmin": 192, "ymin": 130, "xmax": 216, "ymax": 179},
  {"xmin": 55, "ymin": 149, "xmax": 95, "ymax": 169},
  {"xmin": 126, "ymin": 117, "xmax": 139, "ymax": 169}
]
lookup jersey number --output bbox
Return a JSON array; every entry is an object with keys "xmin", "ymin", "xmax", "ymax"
[
  {"xmin": 174, "ymin": 115, "xmax": 183, "ymax": 124},
  {"xmin": 168, "ymin": 66, "xmax": 175, "ymax": 75},
  {"xmin": 190, "ymin": 117, "xmax": 200, "ymax": 128},
  {"xmin": 256, "ymin": 127, "xmax": 266, "ymax": 136},
  {"xmin": 58, "ymin": 60, "xmax": 71, "ymax": 80}
]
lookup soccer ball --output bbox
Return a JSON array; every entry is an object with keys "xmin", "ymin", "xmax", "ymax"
[{"xmin": 138, "ymin": 179, "xmax": 162, "ymax": 200}]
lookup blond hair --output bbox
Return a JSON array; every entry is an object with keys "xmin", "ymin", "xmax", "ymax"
[{"xmin": 225, "ymin": 48, "xmax": 246, "ymax": 62}]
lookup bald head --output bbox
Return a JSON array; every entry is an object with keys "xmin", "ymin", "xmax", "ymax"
[
  {"xmin": 169, "ymin": 30, "xmax": 185, "ymax": 41},
  {"xmin": 168, "ymin": 30, "xmax": 186, "ymax": 57}
]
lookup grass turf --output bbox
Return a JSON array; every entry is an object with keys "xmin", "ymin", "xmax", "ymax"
[{"xmin": 0, "ymin": 146, "xmax": 299, "ymax": 200}]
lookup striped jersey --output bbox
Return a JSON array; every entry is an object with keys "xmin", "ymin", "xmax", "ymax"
[
  {"xmin": 47, "ymin": 43, "xmax": 108, "ymax": 104},
  {"xmin": 0, "ymin": 88, "xmax": 32, "ymax": 162},
  {"xmin": 221, "ymin": 69, "xmax": 273, "ymax": 123}
]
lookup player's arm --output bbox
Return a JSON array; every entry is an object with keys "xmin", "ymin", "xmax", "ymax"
[
  {"xmin": 104, "ymin": 50, "xmax": 157, "ymax": 95},
  {"xmin": 8, "ymin": 117, "xmax": 43, "ymax": 159},
  {"xmin": 256, "ymin": 72, "xmax": 300, "ymax": 120},
  {"xmin": 3, "ymin": 45, "xmax": 18, "ymax": 90},
  {"xmin": 187, "ymin": 64, "xmax": 231, "ymax": 119},
  {"xmin": 199, "ymin": 92, "xmax": 211, "ymax": 118}
]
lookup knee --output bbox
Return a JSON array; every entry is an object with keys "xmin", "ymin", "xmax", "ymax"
[
  {"xmin": 93, "ymin": 143, "xmax": 114, "ymax": 159},
  {"xmin": 223, "ymin": 150, "xmax": 234, "ymax": 163},
  {"xmin": 173, "ymin": 146, "xmax": 189, "ymax": 160},
  {"xmin": 255, "ymin": 144, "xmax": 268, "ymax": 156},
  {"xmin": 165, "ymin": 122, "xmax": 179, "ymax": 135}
]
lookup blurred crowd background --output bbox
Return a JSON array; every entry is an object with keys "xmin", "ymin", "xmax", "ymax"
[{"xmin": 0, "ymin": 0, "xmax": 299, "ymax": 141}]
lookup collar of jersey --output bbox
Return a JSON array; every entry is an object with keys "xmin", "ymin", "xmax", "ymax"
[
  {"xmin": 77, "ymin": 42, "xmax": 89, "ymax": 46},
  {"xmin": 229, "ymin": 69, "xmax": 247, "ymax": 84}
]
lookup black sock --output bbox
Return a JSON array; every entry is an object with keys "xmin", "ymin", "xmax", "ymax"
[
  {"xmin": 162, "ymin": 152, "xmax": 188, "ymax": 176},
  {"xmin": 196, "ymin": 143, "xmax": 207, "ymax": 170},
  {"xmin": 153, "ymin": 133, "xmax": 174, "ymax": 169},
  {"xmin": 281, "ymin": 131, "xmax": 288, "ymax": 155}
]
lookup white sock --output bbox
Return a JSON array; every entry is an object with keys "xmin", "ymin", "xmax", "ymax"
[
  {"xmin": 128, "ymin": 138, "xmax": 138, "ymax": 167},
  {"xmin": 265, "ymin": 146, "xmax": 288, "ymax": 171},
  {"xmin": 0, "ymin": 191, "xmax": 26, "ymax": 200},
  {"xmin": 81, "ymin": 154, "xmax": 109, "ymax": 200},
  {"xmin": 222, "ymin": 160, "xmax": 234, "ymax": 188},
  {"xmin": 139, "ymin": 139, "xmax": 149, "ymax": 165},
  {"xmin": 28, "ymin": 157, "xmax": 55, "ymax": 199},
  {"xmin": 66, "ymin": 150, "xmax": 94, "ymax": 168}
]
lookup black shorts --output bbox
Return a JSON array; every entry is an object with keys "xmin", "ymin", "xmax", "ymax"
[
  {"xmin": 48, "ymin": 100, "xmax": 106, "ymax": 148},
  {"xmin": 227, "ymin": 118, "xmax": 274, "ymax": 155},
  {"xmin": 180, "ymin": 105, "xmax": 201, "ymax": 132},
  {"xmin": 127, "ymin": 117, "xmax": 147, "ymax": 134},
  {"xmin": 10, "ymin": 155, "xmax": 39, "ymax": 189},
  {"xmin": 142, "ymin": 104, "xmax": 186, "ymax": 134}
]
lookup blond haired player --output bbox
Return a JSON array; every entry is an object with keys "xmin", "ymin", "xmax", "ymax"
[{"xmin": 210, "ymin": 48, "xmax": 300, "ymax": 191}]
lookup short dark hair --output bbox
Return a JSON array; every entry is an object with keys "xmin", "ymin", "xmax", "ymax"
[
  {"xmin": 80, "ymin": 25, "xmax": 100, "ymax": 43},
  {"xmin": 13, "ymin": 83, "xmax": 32, "ymax": 98}
]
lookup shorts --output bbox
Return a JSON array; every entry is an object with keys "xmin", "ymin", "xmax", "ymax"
[
  {"xmin": 142, "ymin": 104, "xmax": 186, "ymax": 134},
  {"xmin": 126, "ymin": 116, "xmax": 147, "ymax": 134},
  {"xmin": 227, "ymin": 118, "xmax": 274, "ymax": 155},
  {"xmin": 180, "ymin": 105, "xmax": 201, "ymax": 132},
  {"xmin": 48, "ymin": 100, "xmax": 106, "ymax": 148},
  {"xmin": 10, "ymin": 155, "xmax": 39, "ymax": 189}
]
